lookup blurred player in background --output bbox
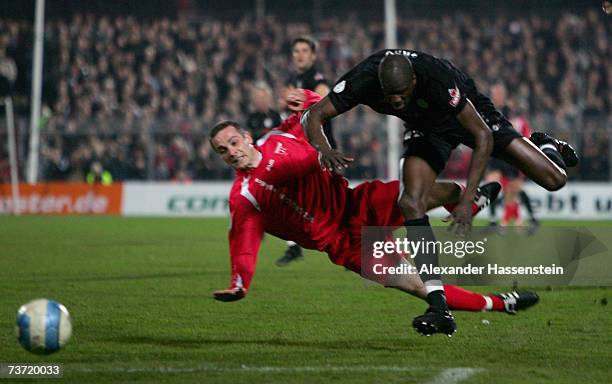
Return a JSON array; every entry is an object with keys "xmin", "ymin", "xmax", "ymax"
[
  {"xmin": 277, "ymin": 36, "xmax": 337, "ymax": 267},
  {"xmin": 484, "ymin": 83, "xmax": 539, "ymax": 234},
  {"xmin": 302, "ymin": 49, "xmax": 577, "ymax": 335},
  {"xmin": 246, "ymin": 82, "xmax": 282, "ymax": 141},
  {"xmin": 210, "ymin": 89, "xmax": 537, "ymax": 336}
]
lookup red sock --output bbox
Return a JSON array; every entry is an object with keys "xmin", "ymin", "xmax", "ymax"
[
  {"xmin": 443, "ymin": 284, "xmax": 505, "ymax": 312},
  {"xmin": 443, "ymin": 284, "xmax": 486, "ymax": 311},
  {"xmin": 443, "ymin": 185, "xmax": 481, "ymax": 215},
  {"xmin": 489, "ymin": 295, "xmax": 505, "ymax": 311},
  {"xmin": 503, "ymin": 202, "xmax": 519, "ymax": 222}
]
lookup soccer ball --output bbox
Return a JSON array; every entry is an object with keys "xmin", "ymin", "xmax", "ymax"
[{"xmin": 15, "ymin": 299, "xmax": 73, "ymax": 354}]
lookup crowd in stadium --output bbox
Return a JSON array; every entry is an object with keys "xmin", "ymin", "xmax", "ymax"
[{"xmin": 0, "ymin": 8, "xmax": 609, "ymax": 182}]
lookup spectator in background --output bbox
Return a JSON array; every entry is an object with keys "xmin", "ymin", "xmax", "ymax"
[
  {"xmin": 86, "ymin": 161, "xmax": 113, "ymax": 185},
  {"xmin": 0, "ymin": 9, "xmax": 608, "ymax": 182},
  {"xmin": 172, "ymin": 168, "xmax": 193, "ymax": 183},
  {"xmin": 42, "ymin": 145, "xmax": 71, "ymax": 181},
  {"xmin": 0, "ymin": 150, "xmax": 10, "ymax": 183},
  {"xmin": 245, "ymin": 81, "xmax": 281, "ymax": 141}
]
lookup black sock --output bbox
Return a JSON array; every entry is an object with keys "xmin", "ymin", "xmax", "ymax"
[
  {"xmin": 519, "ymin": 190, "xmax": 535, "ymax": 220},
  {"xmin": 489, "ymin": 196, "xmax": 500, "ymax": 224},
  {"xmin": 427, "ymin": 290, "xmax": 449, "ymax": 312},
  {"xmin": 404, "ymin": 215, "xmax": 440, "ymax": 282},
  {"xmin": 540, "ymin": 146, "xmax": 567, "ymax": 172},
  {"xmin": 404, "ymin": 215, "xmax": 447, "ymax": 312}
]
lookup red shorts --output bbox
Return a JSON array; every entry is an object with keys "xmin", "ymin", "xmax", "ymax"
[{"xmin": 326, "ymin": 180, "xmax": 404, "ymax": 276}]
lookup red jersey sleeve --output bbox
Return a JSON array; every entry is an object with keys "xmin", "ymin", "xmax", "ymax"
[
  {"xmin": 254, "ymin": 89, "xmax": 324, "ymax": 186},
  {"xmin": 258, "ymin": 135, "xmax": 322, "ymax": 186},
  {"xmin": 302, "ymin": 89, "xmax": 322, "ymax": 110},
  {"xmin": 275, "ymin": 115, "xmax": 305, "ymax": 138},
  {"xmin": 227, "ymin": 194, "xmax": 264, "ymax": 292},
  {"xmin": 274, "ymin": 90, "xmax": 322, "ymax": 139}
]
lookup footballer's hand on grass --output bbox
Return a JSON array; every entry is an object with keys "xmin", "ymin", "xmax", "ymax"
[
  {"xmin": 319, "ymin": 148, "xmax": 354, "ymax": 172},
  {"xmin": 213, "ymin": 288, "xmax": 246, "ymax": 302},
  {"xmin": 448, "ymin": 199, "xmax": 473, "ymax": 237}
]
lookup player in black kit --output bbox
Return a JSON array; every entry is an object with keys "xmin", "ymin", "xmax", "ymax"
[
  {"xmin": 301, "ymin": 49, "xmax": 578, "ymax": 337},
  {"xmin": 277, "ymin": 37, "xmax": 337, "ymax": 266}
]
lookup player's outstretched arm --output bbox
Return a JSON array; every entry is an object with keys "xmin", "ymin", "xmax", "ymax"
[
  {"xmin": 451, "ymin": 99, "xmax": 493, "ymax": 236},
  {"xmin": 302, "ymin": 96, "xmax": 353, "ymax": 171},
  {"xmin": 213, "ymin": 201, "xmax": 263, "ymax": 302}
]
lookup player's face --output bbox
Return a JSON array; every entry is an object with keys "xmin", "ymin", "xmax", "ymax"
[
  {"xmin": 383, "ymin": 85, "xmax": 413, "ymax": 111},
  {"xmin": 292, "ymin": 42, "xmax": 316, "ymax": 72},
  {"xmin": 382, "ymin": 75, "xmax": 416, "ymax": 111},
  {"xmin": 212, "ymin": 126, "xmax": 258, "ymax": 170}
]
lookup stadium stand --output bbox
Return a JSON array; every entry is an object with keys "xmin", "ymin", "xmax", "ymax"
[{"xmin": 0, "ymin": 8, "xmax": 609, "ymax": 181}]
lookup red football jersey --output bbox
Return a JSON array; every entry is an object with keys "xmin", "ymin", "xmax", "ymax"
[{"xmin": 226, "ymin": 91, "xmax": 348, "ymax": 291}]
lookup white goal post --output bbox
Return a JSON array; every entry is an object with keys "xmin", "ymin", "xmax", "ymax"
[
  {"xmin": 3, "ymin": 96, "xmax": 20, "ymax": 215},
  {"xmin": 384, "ymin": 0, "xmax": 401, "ymax": 181}
]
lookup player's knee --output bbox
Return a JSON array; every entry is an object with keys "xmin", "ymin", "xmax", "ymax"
[
  {"xmin": 543, "ymin": 171, "xmax": 566, "ymax": 191},
  {"xmin": 398, "ymin": 194, "xmax": 427, "ymax": 218},
  {"xmin": 386, "ymin": 274, "xmax": 427, "ymax": 298},
  {"xmin": 403, "ymin": 280, "xmax": 425, "ymax": 295}
]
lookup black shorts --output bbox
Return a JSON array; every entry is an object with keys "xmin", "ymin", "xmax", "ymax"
[{"xmin": 402, "ymin": 119, "xmax": 521, "ymax": 175}]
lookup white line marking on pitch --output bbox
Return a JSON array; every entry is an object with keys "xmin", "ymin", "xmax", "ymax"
[
  {"xmin": 79, "ymin": 365, "xmax": 423, "ymax": 374},
  {"xmin": 426, "ymin": 368, "xmax": 484, "ymax": 384},
  {"xmin": 78, "ymin": 365, "xmax": 485, "ymax": 379}
]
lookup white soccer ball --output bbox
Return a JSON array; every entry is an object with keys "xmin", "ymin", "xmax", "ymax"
[{"xmin": 15, "ymin": 299, "xmax": 72, "ymax": 354}]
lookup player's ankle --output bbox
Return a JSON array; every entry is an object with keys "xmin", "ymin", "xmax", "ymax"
[{"xmin": 427, "ymin": 289, "xmax": 449, "ymax": 312}]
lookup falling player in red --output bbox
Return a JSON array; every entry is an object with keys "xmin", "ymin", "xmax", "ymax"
[{"xmin": 210, "ymin": 89, "xmax": 538, "ymax": 327}]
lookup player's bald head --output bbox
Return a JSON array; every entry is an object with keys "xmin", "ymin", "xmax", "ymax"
[{"xmin": 378, "ymin": 55, "xmax": 414, "ymax": 93}]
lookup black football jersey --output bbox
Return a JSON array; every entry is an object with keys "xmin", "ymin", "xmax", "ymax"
[
  {"xmin": 286, "ymin": 65, "xmax": 328, "ymax": 91},
  {"xmin": 328, "ymin": 49, "xmax": 502, "ymax": 135}
]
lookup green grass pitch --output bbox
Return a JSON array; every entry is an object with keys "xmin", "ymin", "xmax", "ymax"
[{"xmin": 0, "ymin": 216, "xmax": 610, "ymax": 383}]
